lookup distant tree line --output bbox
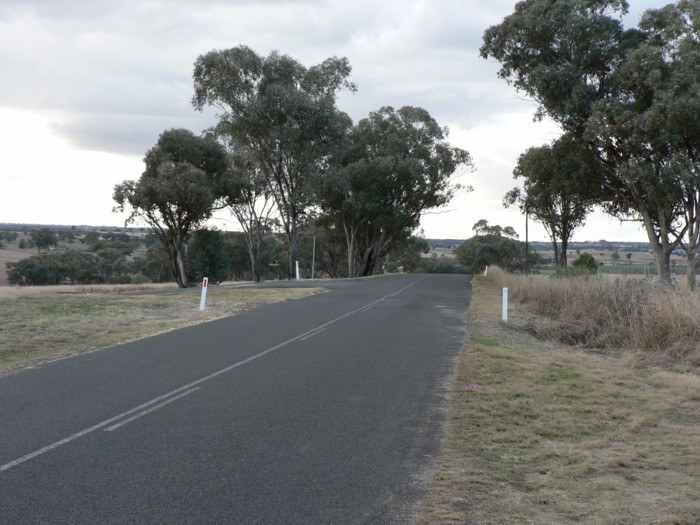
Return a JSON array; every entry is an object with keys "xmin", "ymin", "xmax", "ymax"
[
  {"xmin": 113, "ymin": 46, "xmax": 474, "ymax": 287},
  {"xmin": 6, "ymin": 226, "xmax": 451, "ymax": 286}
]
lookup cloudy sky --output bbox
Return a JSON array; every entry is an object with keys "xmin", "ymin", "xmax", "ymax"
[{"xmin": 0, "ymin": 0, "xmax": 665, "ymax": 241}]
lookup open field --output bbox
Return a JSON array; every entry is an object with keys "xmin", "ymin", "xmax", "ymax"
[
  {"xmin": 533, "ymin": 247, "xmax": 690, "ymax": 275},
  {"xmin": 0, "ymin": 285, "xmax": 323, "ymax": 376},
  {"xmin": 419, "ymin": 276, "xmax": 700, "ymax": 524}
]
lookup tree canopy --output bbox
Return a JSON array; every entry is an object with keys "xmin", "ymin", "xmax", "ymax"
[
  {"xmin": 321, "ymin": 105, "xmax": 473, "ymax": 276},
  {"xmin": 192, "ymin": 46, "xmax": 355, "ymax": 278},
  {"xmin": 113, "ymin": 128, "xmax": 228, "ymax": 287},
  {"xmin": 483, "ymin": 0, "xmax": 700, "ymax": 284},
  {"xmin": 505, "ymin": 135, "xmax": 599, "ymax": 267},
  {"xmin": 454, "ymin": 220, "xmax": 532, "ymax": 273}
]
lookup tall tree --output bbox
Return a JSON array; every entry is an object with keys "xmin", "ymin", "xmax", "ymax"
[
  {"xmin": 481, "ymin": 0, "xmax": 700, "ymax": 283},
  {"xmin": 585, "ymin": 0, "xmax": 700, "ymax": 286},
  {"xmin": 113, "ymin": 129, "xmax": 228, "ymax": 288},
  {"xmin": 321, "ymin": 106, "xmax": 473, "ymax": 277},
  {"xmin": 191, "ymin": 46, "xmax": 355, "ymax": 278},
  {"xmin": 207, "ymin": 126, "xmax": 279, "ymax": 283},
  {"xmin": 505, "ymin": 135, "xmax": 599, "ymax": 267}
]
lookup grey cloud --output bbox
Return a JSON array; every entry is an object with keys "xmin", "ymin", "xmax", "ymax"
[{"xmin": 49, "ymin": 108, "xmax": 217, "ymax": 156}]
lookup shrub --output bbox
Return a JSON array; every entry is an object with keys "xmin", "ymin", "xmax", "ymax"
[{"xmin": 571, "ymin": 252, "xmax": 597, "ymax": 273}]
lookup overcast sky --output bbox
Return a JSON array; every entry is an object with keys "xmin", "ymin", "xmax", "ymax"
[{"xmin": 0, "ymin": 0, "xmax": 665, "ymax": 241}]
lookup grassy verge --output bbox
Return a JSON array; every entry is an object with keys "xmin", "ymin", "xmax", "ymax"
[
  {"xmin": 0, "ymin": 286, "xmax": 323, "ymax": 376},
  {"xmin": 420, "ymin": 276, "xmax": 700, "ymax": 524}
]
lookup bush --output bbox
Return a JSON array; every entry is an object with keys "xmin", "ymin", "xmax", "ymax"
[{"xmin": 571, "ymin": 252, "xmax": 597, "ymax": 273}]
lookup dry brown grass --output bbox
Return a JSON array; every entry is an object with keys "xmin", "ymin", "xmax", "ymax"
[
  {"xmin": 419, "ymin": 276, "xmax": 700, "ymax": 524},
  {"xmin": 0, "ymin": 282, "xmax": 182, "ymax": 298},
  {"xmin": 485, "ymin": 266, "xmax": 700, "ymax": 365},
  {"xmin": 0, "ymin": 286, "xmax": 323, "ymax": 376}
]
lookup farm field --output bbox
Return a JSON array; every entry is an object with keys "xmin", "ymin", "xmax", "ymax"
[{"xmin": 532, "ymin": 246, "xmax": 690, "ymax": 276}]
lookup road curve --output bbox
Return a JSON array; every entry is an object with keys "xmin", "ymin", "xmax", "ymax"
[{"xmin": 0, "ymin": 274, "xmax": 471, "ymax": 524}]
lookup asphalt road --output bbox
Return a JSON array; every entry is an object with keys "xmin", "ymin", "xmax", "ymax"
[{"xmin": 1, "ymin": 274, "xmax": 471, "ymax": 524}]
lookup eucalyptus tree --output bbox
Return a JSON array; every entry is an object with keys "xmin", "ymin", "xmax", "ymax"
[
  {"xmin": 206, "ymin": 123, "xmax": 279, "ymax": 283},
  {"xmin": 585, "ymin": 0, "xmax": 700, "ymax": 286},
  {"xmin": 30, "ymin": 228, "xmax": 58, "ymax": 252},
  {"xmin": 505, "ymin": 135, "xmax": 599, "ymax": 267},
  {"xmin": 454, "ymin": 220, "xmax": 528, "ymax": 273},
  {"xmin": 321, "ymin": 106, "xmax": 473, "ymax": 277},
  {"xmin": 191, "ymin": 45, "xmax": 355, "ymax": 278},
  {"xmin": 113, "ymin": 129, "xmax": 228, "ymax": 287},
  {"xmin": 481, "ymin": 0, "xmax": 700, "ymax": 283}
]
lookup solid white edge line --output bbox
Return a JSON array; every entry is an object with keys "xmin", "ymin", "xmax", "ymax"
[{"xmin": 1, "ymin": 276, "xmax": 430, "ymax": 473}]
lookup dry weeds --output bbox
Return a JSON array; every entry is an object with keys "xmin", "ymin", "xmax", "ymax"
[
  {"xmin": 0, "ymin": 282, "xmax": 182, "ymax": 298},
  {"xmin": 0, "ymin": 286, "xmax": 323, "ymax": 375},
  {"xmin": 419, "ymin": 276, "xmax": 700, "ymax": 524},
  {"xmin": 486, "ymin": 266, "xmax": 700, "ymax": 365}
]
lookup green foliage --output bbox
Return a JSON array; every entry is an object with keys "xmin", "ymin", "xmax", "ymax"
[
  {"xmin": 30, "ymin": 228, "xmax": 58, "ymax": 252},
  {"xmin": 471, "ymin": 219, "xmax": 518, "ymax": 238},
  {"xmin": 131, "ymin": 245, "xmax": 172, "ymax": 283},
  {"xmin": 320, "ymin": 105, "xmax": 473, "ymax": 276},
  {"xmin": 192, "ymin": 45, "xmax": 354, "ymax": 278},
  {"xmin": 7, "ymin": 254, "xmax": 63, "ymax": 285},
  {"xmin": 482, "ymin": 0, "xmax": 700, "ymax": 284},
  {"xmin": 1, "ymin": 231, "xmax": 18, "ymax": 243},
  {"xmin": 113, "ymin": 128, "xmax": 228, "ymax": 288},
  {"xmin": 186, "ymin": 229, "xmax": 232, "ymax": 285},
  {"xmin": 506, "ymin": 135, "xmax": 599, "ymax": 267},
  {"xmin": 571, "ymin": 252, "xmax": 598, "ymax": 273},
  {"xmin": 7, "ymin": 251, "xmax": 133, "ymax": 286},
  {"xmin": 454, "ymin": 220, "xmax": 534, "ymax": 273},
  {"xmin": 82, "ymin": 232, "xmax": 101, "ymax": 245},
  {"xmin": 414, "ymin": 258, "xmax": 469, "ymax": 275},
  {"xmin": 382, "ymin": 233, "xmax": 430, "ymax": 273}
]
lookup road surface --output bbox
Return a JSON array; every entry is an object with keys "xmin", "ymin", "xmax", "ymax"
[{"xmin": 1, "ymin": 274, "xmax": 471, "ymax": 523}]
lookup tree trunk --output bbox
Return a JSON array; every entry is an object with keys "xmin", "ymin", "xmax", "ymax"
[
  {"xmin": 343, "ymin": 222, "xmax": 357, "ymax": 278},
  {"xmin": 168, "ymin": 243, "xmax": 188, "ymax": 288},
  {"xmin": 288, "ymin": 220, "xmax": 298, "ymax": 280},
  {"xmin": 686, "ymin": 250, "xmax": 697, "ymax": 290}
]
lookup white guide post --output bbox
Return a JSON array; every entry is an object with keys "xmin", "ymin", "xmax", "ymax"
[
  {"xmin": 199, "ymin": 277, "xmax": 209, "ymax": 311},
  {"xmin": 502, "ymin": 287, "xmax": 508, "ymax": 323},
  {"xmin": 295, "ymin": 260, "xmax": 300, "ymax": 280}
]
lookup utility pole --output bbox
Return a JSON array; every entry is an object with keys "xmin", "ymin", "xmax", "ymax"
[
  {"xmin": 311, "ymin": 234, "xmax": 316, "ymax": 279},
  {"xmin": 525, "ymin": 211, "xmax": 529, "ymax": 276}
]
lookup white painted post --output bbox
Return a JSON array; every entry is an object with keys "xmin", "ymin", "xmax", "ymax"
[
  {"xmin": 502, "ymin": 287, "xmax": 508, "ymax": 322},
  {"xmin": 199, "ymin": 277, "xmax": 209, "ymax": 311},
  {"xmin": 295, "ymin": 261, "xmax": 300, "ymax": 280},
  {"xmin": 484, "ymin": 266, "xmax": 489, "ymax": 276}
]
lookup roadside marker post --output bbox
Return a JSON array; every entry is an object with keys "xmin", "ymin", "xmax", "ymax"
[
  {"xmin": 199, "ymin": 277, "xmax": 209, "ymax": 311},
  {"xmin": 502, "ymin": 287, "xmax": 508, "ymax": 323},
  {"xmin": 295, "ymin": 260, "xmax": 300, "ymax": 280}
]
